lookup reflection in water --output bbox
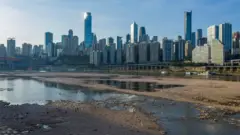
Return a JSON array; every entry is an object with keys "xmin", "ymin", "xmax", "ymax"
[
  {"xmin": 90, "ymin": 80, "xmax": 185, "ymax": 92},
  {"xmin": 0, "ymin": 78, "xmax": 239, "ymax": 135}
]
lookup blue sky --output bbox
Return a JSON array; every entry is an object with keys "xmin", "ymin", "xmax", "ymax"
[{"xmin": 0, "ymin": 0, "xmax": 239, "ymax": 46}]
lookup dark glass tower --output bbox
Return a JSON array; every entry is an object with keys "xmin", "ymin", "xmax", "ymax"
[
  {"xmin": 139, "ymin": 26, "xmax": 146, "ymax": 42},
  {"xmin": 184, "ymin": 11, "xmax": 192, "ymax": 41},
  {"xmin": 84, "ymin": 12, "xmax": 92, "ymax": 48}
]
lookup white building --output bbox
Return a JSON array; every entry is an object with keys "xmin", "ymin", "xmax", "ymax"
[
  {"xmin": 192, "ymin": 44, "xmax": 210, "ymax": 63},
  {"xmin": 130, "ymin": 22, "xmax": 138, "ymax": 43},
  {"xmin": 207, "ymin": 25, "xmax": 219, "ymax": 44},
  {"xmin": 211, "ymin": 39, "xmax": 224, "ymax": 65},
  {"xmin": 150, "ymin": 42, "xmax": 160, "ymax": 63}
]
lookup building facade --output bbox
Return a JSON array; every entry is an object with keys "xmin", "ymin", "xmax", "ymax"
[
  {"xmin": 7, "ymin": 38, "xmax": 16, "ymax": 57},
  {"xmin": 126, "ymin": 34, "xmax": 131, "ymax": 43},
  {"xmin": 162, "ymin": 38, "xmax": 174, "ymax": 62},
  {"xmin": 232, "ymin": 32, "xmax": 240, "ymax": 55},
  {"xmin": 139, "ymin": 27, "xmax": 146, "ymax": 42},
  {"xmin": 0, "ymin": 44, "xmax": 6, "ymax": 57},
  {"xmin": 219, "ymin": 23, "xmax": 232, "ymax": 53},
  {"xmin": 150, "ymin": 42, "xmax": 160, "ymax": 63},
  {"xmin": 126, "ymin": 44, "xmax": 137, "ymax": 63},
  {"xmin": 84, "ymin": 12, "xmax": 92, "ymax": 48},
  {"xmin": 207, "ymin": 25, "xmax": 219, "ymax": 44},
  {"xmin": 174, "ymin": 38, "xmax": 185, "ymax": 61},
  {"xmin": 45, "ymin": 32, "xmax": 53, "ymax": 52},
  {"xmin": 185, "ymin": 41, "xmax": 192, "ymax": 59},
  {"xmin": 211, "ymin": 39, "xmax": 224, "ymax": 65},
  {"xmin": 117, "ymin": 36, "xmax": 123, "ymax": 50},
  {"xmin": 109, "ymin": 44, "xmax": 116, "ymax": 65},
  {"xmin": 196, "ymin": 29, "xmax": 203, "ymax": 46},
  {"xmin": 184, "ymin": 11, "xmax": 192, "ymax": 41},
  {"xmin": 22, "ymin": 43, "xmax": 32, "ymax": 56},
  {"xmin": 116, "ymin": 49, "xmax": 122, "ymax": 65},
  {"xmin": 192, "ymin": 44, "xmax": 210, "ymax": 64},
  {"xmin": 130, "ymin": 22, "xmax": 138, "ymax": 43},
  {"xmin": 191, "ymin": 32, "xmax": 196, "ymax": 48},
  {"xmin": 138, "ymin": 42, "xmax": 149, "ymax": 63}
]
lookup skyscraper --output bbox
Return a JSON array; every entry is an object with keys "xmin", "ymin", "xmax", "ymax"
[
  {"xmin": 162, "ymin": 37, "xmax": 174, "ymax": 62},
  {"xmin": 139, "ymin": 26, "xmax": 146, "ymax": 42},
  {"xmin": 126, "ymin": 34, "xmax": 131, "ymax": 43},
  {"xmin": 196, "ymin": 29, "xmax": 203, "ymax": 45},
  {"xmin": 107, "ymin": 37, "xmax": 114, "ymax": 45},
  {"xmin": 191, "ymin": 32, "xmax": 196, "ymax": 48},
  {"xmin": 117, "ymin": 36, "xmax": 123, "ymax": 49},
  {"xmin": 45, "ymin": 32, "xmax": 53, "ymax": 51},
  {"xmin": 219, "ymin": 23, "xmax": 232, "ymax": 53},
  {"xmin": 84, "ymin": 12, "xmax": 92, "ymax": 48},
  {"xmin": 184, "ymin": 11, "xmax": 192, "ymax": 41},
  {"xmin": 7, "ymin": 38, "xmax": 16, "ymax": 57},
  {"xmin": 130, "ymin": 22, "xmax": 138, "ymax": 43},
  {"xmin": 207, "ymin": 25, "xmax": 219, "ymax": 44},
  {"xmin": 232, "ymin": 32, "xmax": 240, "ymax": 55}
]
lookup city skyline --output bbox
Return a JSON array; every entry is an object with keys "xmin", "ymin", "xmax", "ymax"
[{"xmin": 1, "ymin": 0, "xmax": 240, "ymax": 46}]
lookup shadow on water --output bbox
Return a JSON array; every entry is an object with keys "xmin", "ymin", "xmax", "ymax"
[
  {"xmin": 0, "ymin": 78, "xmax": 239, "ymax": 135},
  {"xmin": 87, "ymin": 80, "xmax": 185, "ymax": 92}
]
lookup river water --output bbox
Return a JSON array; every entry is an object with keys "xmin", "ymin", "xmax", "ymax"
[{"xmin": 0, "ymin": 78, "xmax": 239, "ymax": 135}]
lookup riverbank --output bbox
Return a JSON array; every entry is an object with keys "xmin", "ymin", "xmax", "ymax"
[
  {"xmin": 0, "ymin": 100, "xmax": 162, "ymax": 135},
  {"xmin": 1, "ymin": 72, "xmax": 240, "ymax": 112}
]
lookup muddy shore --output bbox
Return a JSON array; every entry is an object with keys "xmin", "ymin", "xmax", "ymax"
[
  {"xmin": 0, "ymin": 100, "xmax": 163, "ymax": 135},
  {"xmin": 8, "ymin": 72, "xmax": 239, "ymax": 112}
]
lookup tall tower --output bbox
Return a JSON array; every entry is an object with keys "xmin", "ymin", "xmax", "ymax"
[
  {"xmin": 219, "ymin": 23, "xmax": 232, "ymax": 53},
  {"xmin": 130, "ymin": 22, "xmax": 138, "ymax": 43},
  {"xmin": 139, "ymin": 26, "xmax": 146, "ymax": 42},
  {"xmin": 117, "ymin": 36, "xmax": 123, "ymax": 49},
  {"xmin": 126, "ymin": 34, "xmax": 131, "ymax": 43},
  {"xmin": 184, "ymin": 11, "xmax": 192, "ymax": 41},
  {"xmin": 45, "ymin": 32, "xmax": 53, "ymax": 52},
  {"xmin": 7, "ymin": 38, "xmax": 16, "ymax": 57},
  {"xmin": 84, "ymin": 12, "xmax": 92, "ymax": 48},
  {"xmin": 191, "ymin": 32, "xmax": 196, "ymax": 48},
  {"xmin": 196, "ymin": 29, "xmax": 203, "ymax": 46},
  {"xmin": 207, "ymin": 25, "xmax": 219, "ymax": 44}
]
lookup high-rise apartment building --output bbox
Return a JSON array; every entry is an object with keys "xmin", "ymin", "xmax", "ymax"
[
  {"xmin": 174, "ymin": 37, "xmax": 185, "ymax": 61},
  {"xmin": 0, "ymin": 44, "xmax": 7, "ymax": 57},
  {"xmin": 162, "ymin": 38, "xmax": 174, "ymax": 62},
  {"xmin": 99, "ymin": 38, "xmax": 106, "ymax": 51},
  {"xmin": 192, "ymin": 44, "xmax": 210, "ymax": 64},
  {"xmin": 84, "ymin": 12, "xmax": 92, "ymax": 48},
  {"xmin": 22, "ymin": 43, "xmax": 32, "ymax": 56},
  {"xmin": 62, "ymin": 30, "xmax": 79, "ymax": 55},
  {"xmin": 7, "ymin": 38, "xmax": 16, "ymax": 57},
  {"xmin": 184, "ymin": 11, "xmax": 192, "ymax": 41},
  {"xmin": 130, "ymin": 22, "xmax": 138, "ymax": 43}
]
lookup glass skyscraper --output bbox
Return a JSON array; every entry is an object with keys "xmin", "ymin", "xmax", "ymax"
[
  {"xmin": 191, "ymin": 32, "xmax": 196, "ymax": 48},
  {"xmin": 45, "ymin": 32, "xmax": 53, "ymax": 52},
  {"xmin": 219, "ymin": 23, "xmax": 232, "ymax": 52},
  {"xmin": 130, "ymin": 22, "xmax": 138, "ymax": 43},
  {"xmin": 117, "ymin": 36, "xmax": 122, "ymax": 49},
  {"xmin": 184, "ymin": 11, "xmax": 192, "ymax": 41},
  {"xmin": 84, "ymin": 12, "xmax": 92, "ymax": 48},
  {"xmin": 196, "ymin": 29, "xmax": 203, "ymax": 46},
  {"xmin": 139, "ymin": 26, "xmax": 146, "ymax": 42}
]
